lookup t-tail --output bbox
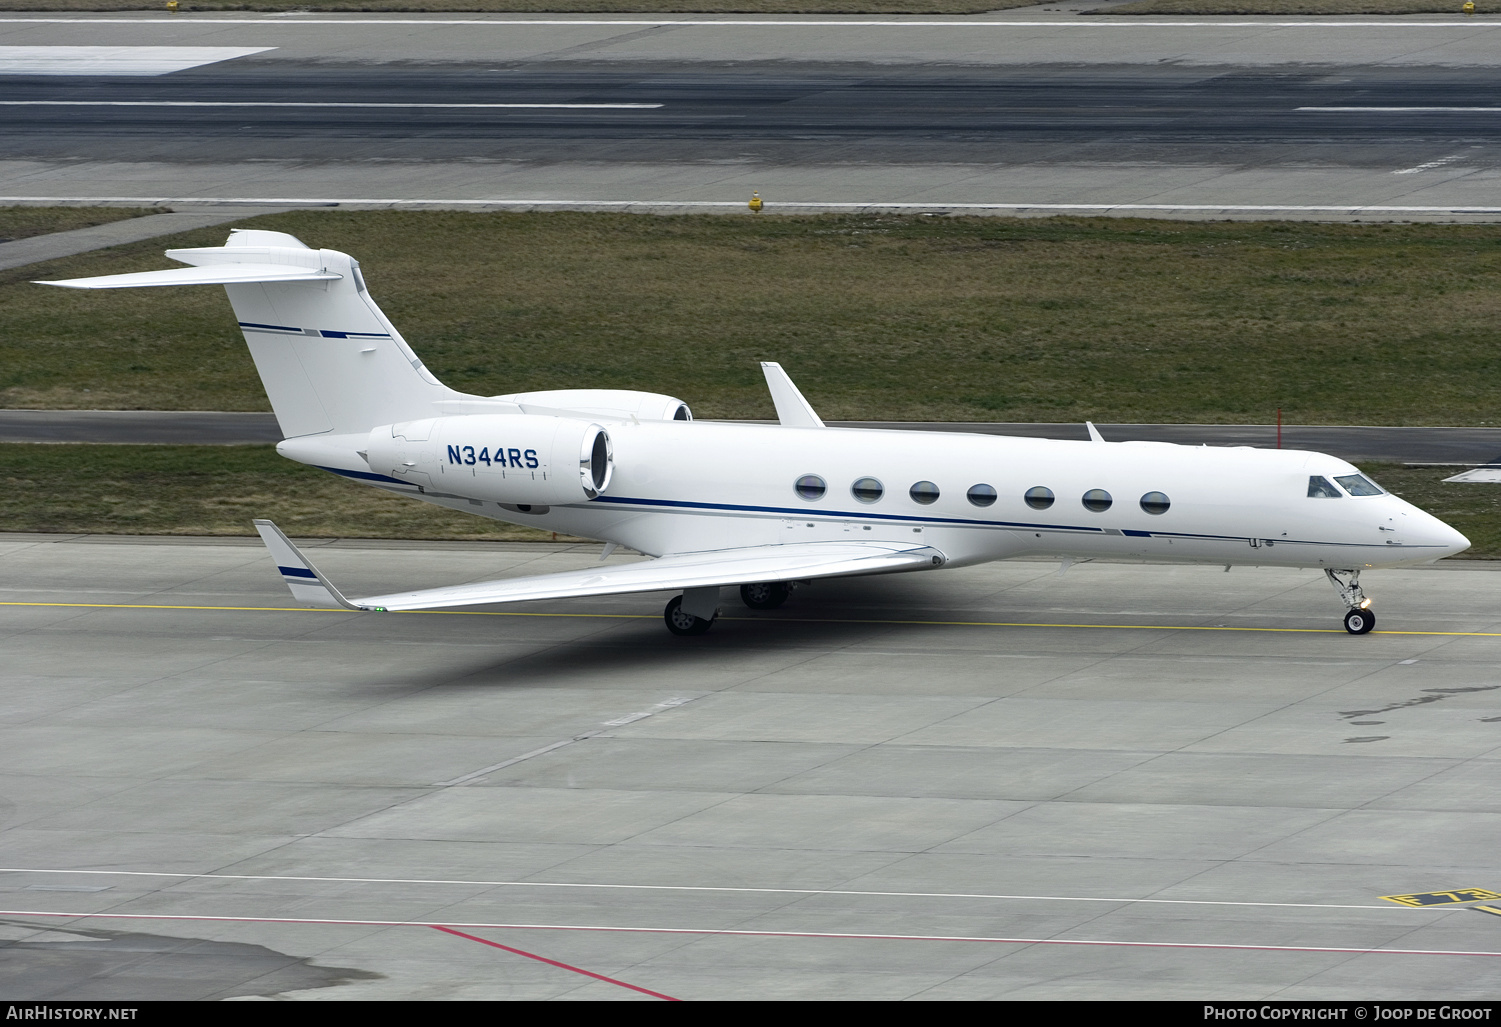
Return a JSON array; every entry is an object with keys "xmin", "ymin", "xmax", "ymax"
[{"xmin": 38, "ymin": 229, "xmax": 466, "ymax": 439}]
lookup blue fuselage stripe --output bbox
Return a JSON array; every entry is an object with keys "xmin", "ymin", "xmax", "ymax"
[
  {"xmin": 587, "ymin": 495, "xmax": 1433, "ymax": 550},
  {"xmin": 590, "ymin": 493, "xmax": 1106, "ymax": 533},
  {"xmin": 317, "ymin": 465, "xmax": 407, "ymax": 485},
  {"xmin": 316, "ymin": 468, "xmax": 1435, "ymax": 552}
]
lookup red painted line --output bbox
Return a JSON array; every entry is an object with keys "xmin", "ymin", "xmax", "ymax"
[
  {"xmin": 431, "ymin": 925, "xmax": 678, "ymax": 1001},
  {"xmin": 2, "ymin": 909, "xmax": 1499, "ymax": 960}
]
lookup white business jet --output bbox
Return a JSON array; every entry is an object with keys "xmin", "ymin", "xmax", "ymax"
[{"xmin": 41, "ymin": 229, "xmax": 1469, "ymax": 635}]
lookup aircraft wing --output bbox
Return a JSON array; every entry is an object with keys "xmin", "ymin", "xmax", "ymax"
[{"xmin": 254, "ymin": 519, "xmax": 943, "ymax": 612}]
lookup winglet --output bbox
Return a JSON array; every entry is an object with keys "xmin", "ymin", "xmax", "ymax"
[
  {"xmin": 760, "ymin": 362, "xmax": 825, "ymax": 428},
  {"xmin": 1086, "ymin": 421, "xmax": 1106, "ymax": 443},
  {"xmin": 253, "ymin": 519, "xmax": 370, "ymax": 611}
]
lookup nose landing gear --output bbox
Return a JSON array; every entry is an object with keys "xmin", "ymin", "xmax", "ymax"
[{"xmin": 1326, "ymin": 568, "xmax": 1375, "ymax": 634}]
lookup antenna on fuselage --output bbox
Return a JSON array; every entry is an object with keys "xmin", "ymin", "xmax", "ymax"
[{"xmin": 1086, "ymin": 421, "xmax": 1106, "ymax": 443}]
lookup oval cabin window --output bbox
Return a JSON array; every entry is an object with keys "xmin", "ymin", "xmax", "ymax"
[
  {"xmin": 852, "ymin": 477, "xmax": 885, "ymax": 504},
  {"xmin": 1025, "ymin": 486, "xmax": 1055, "ymax": 510},
  {"xmin": 909, "ymin": 481, "xmax": 940, "ymax": 505},
  {"xmin": 795, "ymin": 474, "xmax": 826, "ymax": 500}
]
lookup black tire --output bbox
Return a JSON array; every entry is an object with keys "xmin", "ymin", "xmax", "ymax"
[
  {"xmin": 1343, "ymin": 608, "xmax": 1375, "ymax": 635},
  {"xmin": 664, "ymin": 595, "xmax": 715, "ymax": 636},
  {"xmin": 740, "ymin": 581, "xmax": 791, "ymax": 610}
]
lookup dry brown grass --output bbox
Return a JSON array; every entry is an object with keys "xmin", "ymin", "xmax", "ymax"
[
  {"xmin": 0, "ymin": 444, "xmax": 574, "ymax": 540},
  {"xmin": 1092, "ymin": 0, "xmax": 1497, "ymax": 13},
  {"xmin": 0, "ymin": 208, "xmax": 161, "ymax": 245},
  {"xmin": 9, "ymin": 210, "xmax": 1501, "ymax": 426},
  {"xmin": 0, "ymin": 0, "xmax": 1027, "ymax": 11}
]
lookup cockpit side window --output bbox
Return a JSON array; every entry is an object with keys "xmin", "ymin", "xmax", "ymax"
[
  {"xmin": 1335, "ymin": 473, "xmax": 1384, "ymax": 497},
  {"xmin": 1308, "ymin": 475, "xmax": 1342, "ymax": 498}
]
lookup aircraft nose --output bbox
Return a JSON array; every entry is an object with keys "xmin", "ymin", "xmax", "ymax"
[
  {"xmin": 1395, "ymin": 498, "xmax": 1469, "ymax": 558},
  {"xmin": 1437, "ymin": 522, "xmax": 1471, "ymax": 558},
  {"xmin": 1417, "ymin": 512, "xmax": 1470, "ymax": 558}
]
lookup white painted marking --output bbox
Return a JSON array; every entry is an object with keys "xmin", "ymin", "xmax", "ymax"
[
  {"xmin": 0, "ymin": 867, "xmax": 1446, "ymax": 913},
  {"xmin": 4, "ymin": 909, "xmax": 1499, "ymax": 959},
  {"xmin": 1301, "ymin": 107, "xmax": 1501, "ymax": 113},
  {"xmin": 0, "ymin": 100, "xmax": 661, "ymax": 110},
  {"xmin": 0, "ymin": 46, "xmax": 273, "ymax": 77},
  {"xmin": 0, "ymin": 18, "xmax": 1496, "ymax": 27},
  {"xmin": 2, "ymin": 197, "xmax": 1500, "ymax": 216},
  {"xmin": 604, "ymin": 696, "xmax": 696, "ymax": 725},
  {"xmin": 432, "ymin": 737, "xmax": 588, "ymax": 786},
  {"xmin": 603, "ymin": 712, "xmax": 652, "ymax": 726},
  {"xmin": 1444, "ymin": 467, "xmax": 1501, "ymax": 483},
  {"xmin": 434, "ymin": 696, "xmax": 698, "ymax": 785},
  {"xmin": 1394, "ymin": 154, "xmax": 1468, "ymax": 175}
]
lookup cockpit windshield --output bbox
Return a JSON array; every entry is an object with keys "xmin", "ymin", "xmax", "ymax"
[
  {"xmin": 1334, "ymin": 474, "xmax": 1384, "ymax": 497},
  {"xmin": 1308, "ymin": 475, "xmax": 1342, "ymax": 498}
]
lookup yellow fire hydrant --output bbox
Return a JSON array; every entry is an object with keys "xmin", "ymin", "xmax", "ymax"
[{"xmin": 748, "ymin": 192, "xmax": 763, "ymax": 213}]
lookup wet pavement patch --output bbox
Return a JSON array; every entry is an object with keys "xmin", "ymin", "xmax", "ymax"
[{"xmin": 0, "ymin": 921, "xmax": 381, "ymax": 1000}]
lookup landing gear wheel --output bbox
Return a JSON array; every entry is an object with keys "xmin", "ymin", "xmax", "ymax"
[
  {"xmin": 1343, "ymin": 608, "xmax": 1375, "ymax": 635},
  {"xmin": 740, "ymin": 581, "xmax": 791, "ymax": 610},
  {"xmin": 664, "ymin": 595, "xmax": 716, "ymax": 636}
]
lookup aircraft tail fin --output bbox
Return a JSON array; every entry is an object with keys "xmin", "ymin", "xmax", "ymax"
[{"xmin": 38, "ymin": 230, "xmax": 466, "ymax": 439}]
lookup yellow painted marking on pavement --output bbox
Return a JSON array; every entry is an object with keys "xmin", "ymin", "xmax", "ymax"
[
  {"xmin": 1473, "ymin": 906, "xmax": 1501, "ymax": 918},
  {"xmin": 0, "ymin": 601, "xmax": 649, "ymax": 619},
  {"xmin": 1382, "ymin": 889, "xmax": 1501, "ymax": 908},
  {"xmin": 4, "ymin": 599, "xmax": 1501, "ymax": 636}
]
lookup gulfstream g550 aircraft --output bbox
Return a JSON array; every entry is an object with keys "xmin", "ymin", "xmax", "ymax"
[{"xmin": 42, "ymin": 229, "xmax": 1469, "ymax": 635}]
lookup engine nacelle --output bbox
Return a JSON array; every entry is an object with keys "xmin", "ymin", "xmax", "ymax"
[
  {"xmin": 493, "ymin": 388, "xmax": 691, "ymax": 422},
  {"xmin": 366, "ymin": 414, "xmax": 613, "ymax": 504}
]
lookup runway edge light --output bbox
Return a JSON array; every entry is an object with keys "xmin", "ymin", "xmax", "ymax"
[{"xmin": 749, "ymin": 192, "xmax": 763, "ymax": 213}]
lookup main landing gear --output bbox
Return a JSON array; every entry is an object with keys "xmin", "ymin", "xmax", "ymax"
[
  {"xmin": 1326, "ymin": 568, "xmax": 1375, "ymax": 635},
  {"xmin": 664, "ymin": 581, "xmax": 797, "ymax": 635},
  {"xmin": 739, "ymin": 581, "xmax": 792, "ymax": 610},
  {"xmin": 664, "ymin": 594, "xmax": 717, "ymax": 636}
]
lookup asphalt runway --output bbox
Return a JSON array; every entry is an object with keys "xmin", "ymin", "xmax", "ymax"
[
  {"xmin": 3, "ymin": 61, "xmax": 1498, "ymax": 171},
  {"xmin": 2, "ymin": 534, "xmax": 1500, "ymax": 1000},
  {"xmin": 1, "ymin": 13, "xmax": 1499, "ymax": 216},
  {"xmin": 5, "ymin": 410, "xmax": 1501, "ymax": 465}
]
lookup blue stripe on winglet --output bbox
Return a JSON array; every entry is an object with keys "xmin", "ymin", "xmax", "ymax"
[
  {"xmin": 238, "ymin": 321, "xmax": 302, "ymax": 333},
  {"xmin": 278, "ymin": 566, "xmax": 317, "ymax": 579}
]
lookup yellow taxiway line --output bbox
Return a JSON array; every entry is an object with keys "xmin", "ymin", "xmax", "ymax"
[{"xmin": 3, "ymin": 599, "xmax": 1501, "ymax": 636}]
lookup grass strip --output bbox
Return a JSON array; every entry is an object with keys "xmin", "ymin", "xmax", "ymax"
[
  {"xmin": 0, "ymin": 444, "xmax": 568, "ymax": 541},
  {"xmin": 0, "ymin": 0, "xmax": 1029, "ymax": 11},
  {"xmin": 1092, "ymin": 1, "xmax": 1500, "ymax": 12},
  {"xmin": 0, "ymin": 207, "xmax": 163, "ymax": 246},
  {"xmin": 8, "ymin": 210, "xmax": 1501, "ymax": 426},
  {"xmin": 0, "ymin": 445, "xmax": 1494, "ymax": 557}
]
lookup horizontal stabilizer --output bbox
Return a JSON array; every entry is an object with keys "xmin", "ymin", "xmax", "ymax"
[
  {"xmin": 254, "ymin": 519, "xmax": 942, "ymax": 613},
  {"xmin": 36, "ymin": 264, "xmax": 343, "ymax": 290}
]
